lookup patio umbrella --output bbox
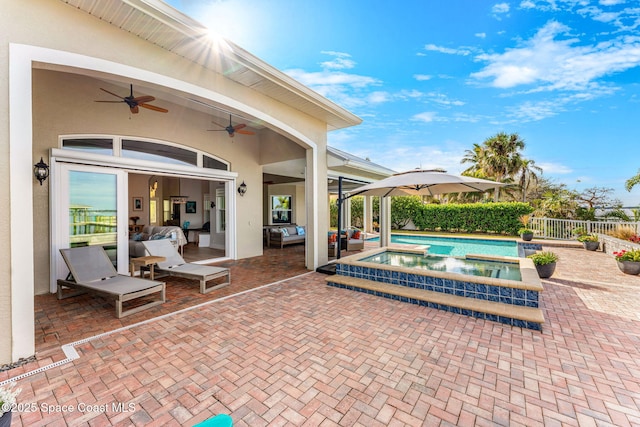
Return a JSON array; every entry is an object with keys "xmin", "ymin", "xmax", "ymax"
[
  {"xmin": 346, "ymin": 169, "xmax": 505, "ymax": 198},
  {"xmin": 330, "ymin": 170, "xmax": 506, "ymax": 260}
]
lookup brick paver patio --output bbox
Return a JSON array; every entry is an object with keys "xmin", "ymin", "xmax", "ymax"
[{"xmin": 2, "ymin": 243, "xmax": 640, "ymax": 426}]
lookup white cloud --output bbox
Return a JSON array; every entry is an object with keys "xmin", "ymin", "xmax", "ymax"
[
  {"xmin": 285, "ymin": 68, "xmax": 382, "ymax": 108},
  {"xmin": 519, "ymin": 0, "xmax": 536, "ymax": 9},
  {"xmin": 475, "ymin": 32, "xmax": 487, "ymax": 38},
  {"xmin": 424, "ymin": 44, "xmax": 473, "ymax": 56},
  {"xmin": 414, "ymin": 74, "xmax": 433, "ymax": 81},
  {"xmin": 319, "ymin": 51, "xmax": 356, "ymax": 70},
  {"xmin": 470, "ymin": 20, "xmax": 640, "ymax": 93},
  {"xmin": 507, "ymin": 99, "xmax": 564, "ymax": 121},
  {"xmin": 425, "ymin": 92, "xmax": 466, "ymax": 106},
  {"xmin": 281, "ymin": 51, "xmax": 386, "ymax": 108},
  {"xmin": 412, "ymin": 112, "xmax": 438, "ymax": 123},
  {"xmin": 536, "ymin": 162, "xmax": 573, "ymax": 174},
  {"xmin": 344, "ymin": 143, "xmax": 471, "ymax": 176},
  {"xmin": 493, "ymin": 2, "xmax": 511, "ymax": 14}
]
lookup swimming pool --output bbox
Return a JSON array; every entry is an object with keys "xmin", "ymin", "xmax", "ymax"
[
  {"xmin": 369, "ymin": 234, "xmax": 519, "ymax": 257},
  {"xmin": 327, "ymin": 246, "xmax": 544, "ymax": 330},
  {"xmin": 360, "ymin": 251, "xmax": 522, "ymax": 281}
]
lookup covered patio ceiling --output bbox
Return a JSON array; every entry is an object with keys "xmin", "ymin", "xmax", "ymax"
[{"xmin": 58, "ymin": 0, "xmax": 361, "ymax": 132}]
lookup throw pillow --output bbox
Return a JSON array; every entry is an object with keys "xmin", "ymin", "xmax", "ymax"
[
  {"xmin": 150, "ymin": 233, "xmax": 167, "ymax": 240},
  {"xmin": 280, "ymin": 227, "xmax": 290, "ymax": 237},
  {"xmin": 352, "ymin": 230, "xmax": 361, "ymax": 240},
  {"xmin": 296, "ymin": 226, "xmax": 305, "ymax": 236},
  {"xmin": 132, "ymin": 233, "xmax": 143, "ymax": 241},
  {"xmin": 329, "ymin": 233, "xmax": 337, "ymax": 243}
]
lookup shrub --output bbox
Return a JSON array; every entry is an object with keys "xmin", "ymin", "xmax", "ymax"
[
  {"xmin": 613, "ymin": 249, "xmax": 640, "ymax": 262},
  {"xmin": 607, "ymin": 226, "xmax": 638, "ymax": 241},
  {"xmin": 577, "ymin": 234, "xmax": 598, "ymax": 242},
  {"xmin": 527, "ymin": 251, "xmax": 558, "ymax": 266}
]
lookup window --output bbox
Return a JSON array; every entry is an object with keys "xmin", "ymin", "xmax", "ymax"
[
  {"xmin": 203, "ymin": 155, "xmax": 228, "ymax": 171},
  {"xmin": 216, "ymin": 189, "xmax": 226, "ymax": 233},
  {"xmin": 122, "ymin": 139, "xmax": 197, "ymax": 166},
  {"xmin": 62, "ymin": 138, "xmax": 113, "ymax": 155},
  {"xmin": 271, "ymin": 195, "xmax": 292, "ymax": 224},
  {"xmin": 61, "ymin": 136, "xmax": 229, "ymax": 171}
]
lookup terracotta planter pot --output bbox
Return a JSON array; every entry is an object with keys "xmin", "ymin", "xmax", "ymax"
[
  {"xmin": 535, "ymin": 262, "xmax": 556, "ymax": 279},
  {"xmin": 616, "ymin": 260, "xmax": 640, "ymax": 275}
]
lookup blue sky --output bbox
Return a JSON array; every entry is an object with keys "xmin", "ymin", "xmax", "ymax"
[{"xmin": 166, "ymin": 0, "xmax": 640, "ymax": 206}]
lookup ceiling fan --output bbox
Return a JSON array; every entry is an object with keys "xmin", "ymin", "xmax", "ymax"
[
  {"xmin": 95, "ymin": 84, "xmax": 168, "ymax": 114},
  {"xmin": 208, "ymin": 115, "xmax": 255, "ymax": 137}
]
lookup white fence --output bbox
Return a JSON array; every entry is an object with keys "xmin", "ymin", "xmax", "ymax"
[{"xmin": 529, "ymin": 217, "xmax": 640, "ymax": 240}]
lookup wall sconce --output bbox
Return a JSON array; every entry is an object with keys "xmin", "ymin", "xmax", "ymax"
[
  {"xmin": 237, "ymin": 181, "xmax": 247, "ymax": 196},
  {"xmin": 34, "ymin": 157, "xmax": 49, "ymax": 185}
]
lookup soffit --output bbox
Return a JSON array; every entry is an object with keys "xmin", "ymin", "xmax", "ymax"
[{"xmin": 58, "ymin": 0, "xmax": 361, "ymax": 131}]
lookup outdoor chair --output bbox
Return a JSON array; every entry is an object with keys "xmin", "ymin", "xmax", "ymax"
[
  {"xmin": 344, "ymin": 228, "xmax": 365, "ymax": 251},
  {"xmin": 142, "ymin": 239, "xmax": 230, "ymax": 294},
  {"xmin": 57, "ymin": 246, "xmax": 166, "ymax": 318}
]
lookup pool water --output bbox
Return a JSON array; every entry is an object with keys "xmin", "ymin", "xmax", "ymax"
[
  {"xmin": 360, "ymin": 251, "xmax": 522, "ymax": 281},
  {"xmin": 369, "ymin": 234, "xmax": 518, "ymax": 257}
]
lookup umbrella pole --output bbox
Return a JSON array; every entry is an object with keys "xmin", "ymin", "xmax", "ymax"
[{"xmin": 337, "ymin": 176, "xmax": 343, "ymax": 259}]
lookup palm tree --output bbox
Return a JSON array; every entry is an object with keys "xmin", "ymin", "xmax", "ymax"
[
  {"xmin": 461, "ymin": 132, "xmax": 526, "ymax": 202},
  {"xmin": 482, "ymin": 132, "xmax": 525, "ymax": 201},
  {"xmin": 461, "ymin": 143, "xmax": 488, "ymax": 177},
  {"xmin": 626, "ymin": 169, "xmax": 640, "ymax": 192},
  {"xmin": 516, "ymin": 158, "xmax": 543, "ymax": 202}
]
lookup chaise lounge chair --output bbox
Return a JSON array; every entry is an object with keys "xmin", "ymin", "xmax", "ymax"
[
  {"xmin": 142, "ymin": 239, "xmax": 231, "ymax": 294},
  {"xmin": 57, "ymin": 246, "xmax": 166, "ymax": 318}
]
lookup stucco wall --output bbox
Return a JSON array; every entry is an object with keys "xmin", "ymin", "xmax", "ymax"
[{"xmin": 1, "ymin": 0, "xmax": 332, "ymax": 364}]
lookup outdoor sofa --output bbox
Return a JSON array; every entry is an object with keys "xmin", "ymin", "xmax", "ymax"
[
  {"xmin": 129, "ymin": 225, "xmax": 187, "ymax": 257},
  {"xmin": 267, "ymin": 225, "xmax": 306, "ymax": 248}
]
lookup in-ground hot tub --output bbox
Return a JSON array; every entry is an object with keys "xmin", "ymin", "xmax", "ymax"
[{"xmin": 326, "ymin": 247, "xmax": 544, "ymax": 330}]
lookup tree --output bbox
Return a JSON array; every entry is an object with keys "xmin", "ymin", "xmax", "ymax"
[
  {"xmin": 482, "ymin": 132, "xmax": 525, "ymax": 202},
  {"xmin": 515, "ymin": 158, "xmax": 543, "ymax": 203},
  {"xmin": 390, "ymin": 196, "xmax": 422, "ymax": 229},
  {"xmin": 461, "ymin": 132, "xmax": 527, "ymax": 202},
  {"xmin": 575, "ymin": 186, "xmax": 621, "ymax": 209},
  {"xmin": 626, "ymin": 169, "xmax": 640, "ymax": 192}
]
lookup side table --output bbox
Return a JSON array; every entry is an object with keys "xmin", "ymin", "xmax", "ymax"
[{"xmin": 130, "ymin": 255, "xmax": 166, "ymax": 280}]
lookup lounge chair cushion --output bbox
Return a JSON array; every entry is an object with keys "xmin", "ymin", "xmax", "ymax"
[
  {"xmin": 142, "ymin": 239, "xmax": 231, "ymax": 294},
  {"xmin": 58, "ymin": 246, "xmax": 165, "ymax": 318}
]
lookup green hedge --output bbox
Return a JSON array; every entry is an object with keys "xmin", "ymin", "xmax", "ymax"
[
  {"xmin": 332, "ymin": 197, "xmax": 532, "ymax": 235},
  {"xmin": 412, "ymin": 202, "xmax": 532, "ymax": 234}
]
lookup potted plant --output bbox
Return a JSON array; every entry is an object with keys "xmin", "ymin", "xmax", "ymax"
[
  {"xmin": 518, "ymin": 214, "xmax": 534, "ymax": 241},
  {"xmin": 613, "ymin": 249, "xmax": 640, "ymax": 275},
  {"xmin": 0, "ymin": 381, "xmax": 21, "ymax": 427},
  {"xmin": 527, "ymin": 251, "xmax": 558, "ymax": 279},
  {"xmin": 577, "ymin": 234, "xmax": 599, "ymax": 251}
]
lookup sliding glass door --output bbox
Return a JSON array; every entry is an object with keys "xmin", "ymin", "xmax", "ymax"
[{"xmin": 52, "ymin": 164, "xmax": 128, "ymax": 291}]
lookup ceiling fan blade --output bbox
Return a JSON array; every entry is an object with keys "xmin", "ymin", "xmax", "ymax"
[
  {"xmin": 130, "ymin": 105, "xmax": 140, "ymax": 114},
  {"xmin": 95, "ymin": 100, "xmax": 125, "ymax": 103},
  {"xmin": 140, "ymin": 103, "xmax": 168, "ymax": 113},
  {"xmin": 133, "ymin": 95, "xmax": 155, "ymax": 103},
  {"xmin": 233, "ymin": 123, "xmax": 247, "ymax": 131},
  {"xmin": 99, "ymin": 87, "xmax": 125, "ymax": 99},
  {"xmin": 207, "ymin": 129, "xmax": 227, "ymax": 132},
  {"xmin": 236, "ymin": 129, "xmax": 255, "ymax": 135},
  {"xmin": 210, "ymin": 120, "xmax": 227, "ymax": 129}
]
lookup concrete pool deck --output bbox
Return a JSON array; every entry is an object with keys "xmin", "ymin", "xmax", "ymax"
[{"xmin": 2, "ymin": 243, "xmax": 640, "ymax": 426}]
